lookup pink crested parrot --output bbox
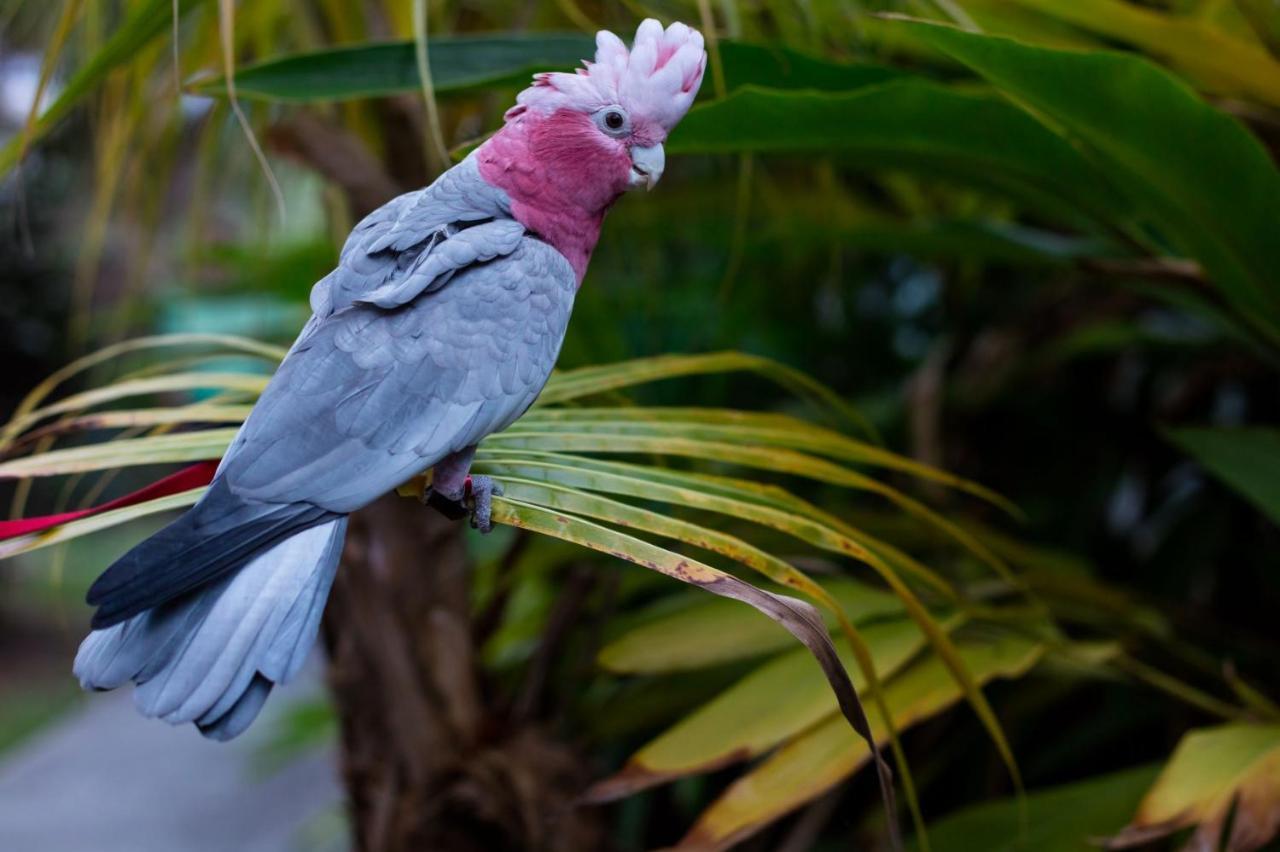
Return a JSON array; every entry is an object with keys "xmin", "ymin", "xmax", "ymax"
[{"xmin": 74, "ymin": 20, "xmax": 706, "ymax": 739}]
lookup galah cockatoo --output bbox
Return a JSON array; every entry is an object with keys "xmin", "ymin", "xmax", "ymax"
[{"xmin": 74, "ymin": 20, "xmax": 706, "ymax": 740}]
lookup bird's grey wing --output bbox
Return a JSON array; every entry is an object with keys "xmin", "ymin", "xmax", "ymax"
[
  {"xmin": 309, "ymin": 154, "xmax": 513, "ymax": 318},
  {"xmin": 220, "ymin": 238, "xmax": 576, "ymax": 513},
  {"xmin": 357, "ymin": 219, "xmax": 526, "ymax": 309}
]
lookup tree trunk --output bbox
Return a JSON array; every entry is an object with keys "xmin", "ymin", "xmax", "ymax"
[{"xmin": 322, "ymin": 494, "xmax": 604, "ymax": 852}]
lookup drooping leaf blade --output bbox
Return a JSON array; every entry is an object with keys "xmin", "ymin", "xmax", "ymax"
[
  {"xmin": 598, "ymin": 577, "xmax": 904, "ymax": 674},
  {"xmin": 473, "ymin": 449, "xmax": 1025, "ymax": 792},
  {"xmin": 483, "ymin": 430, "xmax": 1011, "ymax": 580},
  {"xmin": 489, "ymin": 497, "xmax": 900, "ymax": 845}
]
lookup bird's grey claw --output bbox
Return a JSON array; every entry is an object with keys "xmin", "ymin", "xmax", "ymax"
[{"xmin": 467, "ymin": 475, "xmax": 503, "ymax": 534}]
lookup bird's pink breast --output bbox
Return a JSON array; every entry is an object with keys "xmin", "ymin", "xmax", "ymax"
[{"xmin": 477, "ymin": 110, "xmax": 632, "ymax": 284}]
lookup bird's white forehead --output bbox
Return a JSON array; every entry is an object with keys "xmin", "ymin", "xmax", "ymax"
[{"xmin": 515, "ymin": 19, "xmax": 706, "ymax": 134}]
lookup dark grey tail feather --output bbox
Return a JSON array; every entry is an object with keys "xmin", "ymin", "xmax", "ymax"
[
  {"xmin": 74, "ymin": 517, "xmax": 347, "ymax": 740},
  {"xmin": 87, "ymin": 477, "xmax": 339, "ymax": 629}
]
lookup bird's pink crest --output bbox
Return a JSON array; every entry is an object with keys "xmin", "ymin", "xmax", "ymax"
[{"xmin": 513, "ymin": 19, "xmax": 706, "ymax": 138}]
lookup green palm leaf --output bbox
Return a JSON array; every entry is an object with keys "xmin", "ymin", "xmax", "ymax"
[{"xmin": 0, "ymin": 339, "xmax": 1035, "ymax": 844}]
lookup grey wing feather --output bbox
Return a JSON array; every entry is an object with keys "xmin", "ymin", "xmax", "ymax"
[
  {"xmin": 221, "ymin": 238, "xmax": 576, "ymax": 513},
  {"xmin": 309, "ymin": 155, "xmax": 513, "ymax": 318},
  {"xmin": 358, "ymin": 219, "xmax": 526, "ymax": 309}
]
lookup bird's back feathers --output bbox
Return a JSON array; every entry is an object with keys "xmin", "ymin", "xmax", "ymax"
[{"xmin": 220, "ymin": 234, "xmax": 575, "ymax": 513}]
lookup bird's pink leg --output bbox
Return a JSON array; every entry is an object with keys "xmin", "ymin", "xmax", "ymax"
[{"xmin": 423, "ymin": 446, "xmax": 503, "ymax": 533}]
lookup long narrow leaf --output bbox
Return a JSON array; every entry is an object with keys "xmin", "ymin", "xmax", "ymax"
[
  {"xmin": 0, "ymin": 430, "xmax": 234, "ymax": 478},
  {"xmin": 6, "ymin": 374, "xmax": 267, "ymax": 439},
  {"xmin": 0, "ymin": 486, "xmax": 204, "ymax": 559},
  {"xmin": 598, "ymin": 578, "xmax": 904, "ymax": 673},
  {"xmin": 539, "ymin": 351, "xmax": 878, "ymax": 440},
  {"xmin": 489, "ymin": 497, "xmax": 900, "ymax": 847},
  {"xmin": 515, "ymin": 408, "xmax": 1018, "ymax": 515},
  {"xmin": 482, "ymin": 431, "xmax": 1013, "ymax": 580},
  {"xmin": 1, "ymin": 332, "xmax": 281, "ymax": 448}
]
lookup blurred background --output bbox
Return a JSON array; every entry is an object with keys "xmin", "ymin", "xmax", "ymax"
[{"xmin": 1, "ymin": 1, "xmax": 1278, "ymax": 850}]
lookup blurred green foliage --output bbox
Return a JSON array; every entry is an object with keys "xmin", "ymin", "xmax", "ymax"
[{"xmin": 1, "ymin": 1, "xmax": 1278, "ymax": 850}]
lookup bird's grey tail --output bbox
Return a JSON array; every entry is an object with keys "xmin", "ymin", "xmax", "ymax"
[{"xmin": 74, "ymin": 516, "xmax": 348, "ymax": 741}]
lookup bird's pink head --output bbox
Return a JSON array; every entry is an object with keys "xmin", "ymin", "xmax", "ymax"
[{"xmin": 477, "ymin": 20, "xmax": 706, "ymax": 283}]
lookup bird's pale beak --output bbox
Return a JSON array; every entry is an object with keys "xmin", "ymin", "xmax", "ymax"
[{"xmin": 628, "ymin": 144, "xmax": 665, "ymax": 191}]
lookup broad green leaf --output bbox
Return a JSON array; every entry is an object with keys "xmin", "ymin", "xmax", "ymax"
[
  {"xmin": 900, "ymin": 21, "xmax": 1280, "ymax": 347},
  {"xmin": 1002, "ymin": 0, "xmax": 1280, "ymax": 106},
  {"xmin": 676, "ymin": 634, "xmax": 1044, "ymax": 851},
  {"xmin": 589, "ymin": 615, "xmax": 952, "ymax": 799},
  {"xmin": 0, "ymin": 0, "xmax": 210, "ymax": 176},
  {"xmin": 190, "ymin": 33, "xmax": 595, "ymax": 101},
  {"xmin": 914, "ymin": 765, "xmax": 1160, "ymax": 852},
  {"xmin": 598, "ymin": 578, "xmax": 904, "ymax": 674},
  {"xmin": 667, "ymin": 81, "xmax": 1128, "ymax": 227},
  {"xmin": 1164, "ymin": 427, "xmax": 1280, "ymax": 527},
  {"xmin": 1108, "ymin": 724, "xmax": 1280, "ymax": 851},
  {"xmin": 190, "ymin": 37, "xmax": 905, "ymax": 102},
  {"xmin": 717, "ymin": 42, "xmax": 906, "ymax": 92}
]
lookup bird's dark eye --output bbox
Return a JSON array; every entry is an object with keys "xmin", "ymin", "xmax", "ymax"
[{"xmin": 604, "ymin": 111, "xmax": 625, "ymax": 130}]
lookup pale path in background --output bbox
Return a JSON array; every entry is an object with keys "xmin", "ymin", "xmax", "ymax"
[{"xmin": 0, "ymin": 669, "xmax": 343, "ymax": 852}]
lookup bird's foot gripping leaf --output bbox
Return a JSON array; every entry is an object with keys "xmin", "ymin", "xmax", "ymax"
[{"xmin": 424, "ymin": 474, "xmax": 504, "ymax": 533}]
